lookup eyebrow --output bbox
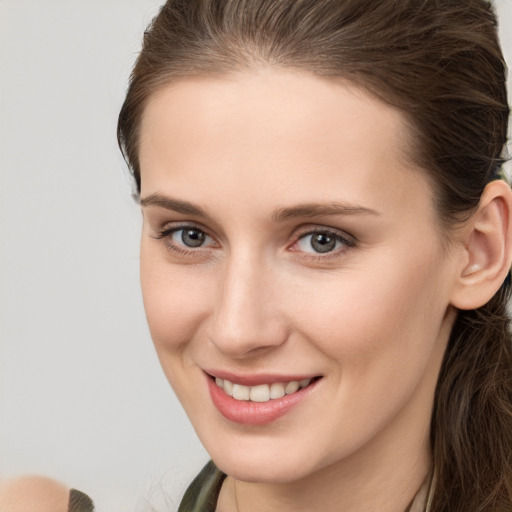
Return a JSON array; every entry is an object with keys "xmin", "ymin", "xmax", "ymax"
[
  {"xmin": 140, "ymin": 193, "xmax": 208, "ymax": 217},
  {"xmin": 272, "ymin": 203, "xmax": 379, "ymax": 222},
  {"xmin": 140, "ymin": 193, "xmax": 379, "ymax": 221}
]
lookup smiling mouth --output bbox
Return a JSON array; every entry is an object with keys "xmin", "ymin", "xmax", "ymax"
[{"xmin": 210, "ymin": 375, "xmax": 322, "ymax": 403}]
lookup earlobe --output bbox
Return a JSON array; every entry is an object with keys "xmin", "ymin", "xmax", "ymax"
[{"xmin": 451, "ymin": 180, "xmax": 512, "ymax": 310}]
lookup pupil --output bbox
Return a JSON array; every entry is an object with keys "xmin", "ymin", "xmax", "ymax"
[
  {"xmin": 311, "ymin": 233, "xmax": 336, "ymax": 253},
  {"xmin": 182, "ymin": 229, "xmax": 205, "ymax": 247}
]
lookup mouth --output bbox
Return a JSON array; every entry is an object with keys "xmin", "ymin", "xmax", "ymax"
[
  {"xmin": 211, "ymin": 374, "xmax": 321, "ymax": 403},
  {"xmin": 205, "ymin": 372, "xmax": 322, "ymax": 425}
]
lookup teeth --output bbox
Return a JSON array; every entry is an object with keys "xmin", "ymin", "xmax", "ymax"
[
  {"xmin": 270, "ymin": 382, "xmax": 285, "ymax": 399},
  {"xmin": 285, "ymin": 381, "xmax": 300, "ymax": 394},
  {"xmin": 215, "ymin": 377, "xmax": 314, "ymax": 402},
  {"xmin": 223, "ymin": 379, "xmax": 234, "ymax": 396},
  {"xmin": 300, "ymin": 378, "xmax": 311, "ymax": 388},
  {"xmin": 249, "ymin": 384, "xmax": 270, "ymax": 402},
  {"xmin": 232, "ymin": 384, "xmax": 250, "ymax": 401}
]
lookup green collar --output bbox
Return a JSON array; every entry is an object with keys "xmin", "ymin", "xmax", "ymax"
[{"xmin": 178, "ymin": 461, "xmax": 226, "ymax": 512}]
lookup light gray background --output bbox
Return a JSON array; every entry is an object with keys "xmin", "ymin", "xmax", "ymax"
[{"xmin": 0, "ymin": 1, "xmax": 511, "ymax": 511}]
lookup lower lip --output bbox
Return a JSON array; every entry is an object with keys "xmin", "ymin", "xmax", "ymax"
[{"xmin": 206, "ymin": 375, "xmax": 319, "ymax": 425}]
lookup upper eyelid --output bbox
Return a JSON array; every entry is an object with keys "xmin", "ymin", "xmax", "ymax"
[
  {"xmin": 143, "ymin": 208, "xmax": 222, "ymax": 236},
  {"xmin": 157, "ymin": 221, "xmax": 216, "ymax": 239},
  {"xmin": 292, "ymin": 225, "xmax": 356, "ymax": 243}
]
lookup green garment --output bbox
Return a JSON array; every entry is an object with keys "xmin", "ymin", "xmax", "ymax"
[
  {"xmin": 178, "ymin": 461, "xmax": 226, "ymax": 512},
  {"xmin": 177, "ymin": 461, "xmax": 433, "ymax": 512},
  {"xmin": 68, "ymin": 489, "xmax": 95, "ymax": 512}
]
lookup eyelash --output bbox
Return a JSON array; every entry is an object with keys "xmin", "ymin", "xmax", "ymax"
[
  {"xmin": 289, "ymin": 228, "xmax": 356, "ymax": 261},
  {"xmin": 152, "ymin": 224, "xmax": 356, "ymax": 260},
  {"xmin": 153, "ymin": 225, "xmax": 217, "ymax": 257}
]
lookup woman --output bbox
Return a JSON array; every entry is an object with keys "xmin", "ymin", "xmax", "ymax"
[{"xmin": 118, "ymin": 0, "xmax": 512, "ymax": 510}]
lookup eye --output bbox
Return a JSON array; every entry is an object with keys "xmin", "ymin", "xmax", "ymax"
[
  {"xmin": 154, "ymin": 225, "xmax": 217, "ymax": 254},
  {"xmin": 294, "ymin": 230, "xmax": 354, "ymax": 255},
  {"xmin": 172, "ymin": 227, "xmax": 210, "ymax": 248}
]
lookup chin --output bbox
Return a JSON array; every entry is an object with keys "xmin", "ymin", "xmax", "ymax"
[
  {"xmin": 213, "ymin": 452, "xmax": 318, "ymax": 484},
  {"xmin": 197, "ymin": 428, "xmax": 329, "ymax": 484}
]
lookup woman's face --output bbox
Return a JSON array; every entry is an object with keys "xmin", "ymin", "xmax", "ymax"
[{"xmin": 138, "ymin": 70, "xmax": 460, "ymax": 483}]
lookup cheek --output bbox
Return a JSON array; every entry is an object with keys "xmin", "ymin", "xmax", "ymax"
[
  {"xmin": 294, "ymin": 247, "xmax": 450, "ymax": 388},
  {"xmin": 284, "ymin": 255, "xmax": 452, "ymax": 456},
  {"xmin": 140, "ymin": 247, "xmax": 211, "ymax": 354},
  {"xmin": 140, "ymin": 248, "xmax": 217, "ymax": 414}
]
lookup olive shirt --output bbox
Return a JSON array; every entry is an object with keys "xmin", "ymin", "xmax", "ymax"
[
  {"xmin": 177, "ymin": 461, "xmax": 433, "ymax": 512},
  {"xmin": 68, "ymin": 489, "xmax": 95, "ymax": 512},
  {"xmin": 178, "ymin": 461, "xmax": 226, "ymax": 512}
]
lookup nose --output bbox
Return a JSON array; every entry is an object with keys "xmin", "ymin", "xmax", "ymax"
[{"xmin": 208, "ymin": 251, "xmax": 288, "ymax": 358}]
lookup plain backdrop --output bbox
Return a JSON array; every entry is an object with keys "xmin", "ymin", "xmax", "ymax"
[{"xmin": 0, "ymin": 1, "xmax": 511, "ymax": 511}]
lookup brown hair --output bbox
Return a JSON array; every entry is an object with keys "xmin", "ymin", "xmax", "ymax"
[{"xmin": 118, "ymin": 1, "xmax": 512, "ymax": 510}]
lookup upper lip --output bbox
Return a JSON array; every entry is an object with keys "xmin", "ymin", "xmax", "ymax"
[{"xmin": 204, "ymin": 369, "xmax": 322, "ymax": 386}]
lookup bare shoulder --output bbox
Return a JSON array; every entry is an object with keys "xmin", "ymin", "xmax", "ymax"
[{"xmin": 0, "ymin": 475, "xmax": 70, "ymax": 512}]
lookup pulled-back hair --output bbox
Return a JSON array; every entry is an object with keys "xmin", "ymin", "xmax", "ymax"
[{"xmin": 118, "ymin": 1, "xmax": 512, "ymax": 510}]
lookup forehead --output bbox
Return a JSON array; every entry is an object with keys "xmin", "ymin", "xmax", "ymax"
[
  {"xmin": 138, "ymin": 70, "xmax": 433, "ymax": 222},
  {"xmin": 140, "ymin": 69, "xmax": 408, "ymax": 168}
]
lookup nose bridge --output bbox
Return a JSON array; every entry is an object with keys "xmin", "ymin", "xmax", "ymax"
[{"xmin": 209, "ymin": 247, "xmax": 286, "ymax": 356}]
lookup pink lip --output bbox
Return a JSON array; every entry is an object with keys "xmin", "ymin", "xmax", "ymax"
[{"xmin": 205, "ymin": 373, "xmax": 321, "ymax": 425}]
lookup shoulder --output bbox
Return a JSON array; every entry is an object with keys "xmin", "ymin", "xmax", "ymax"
[
  {"xmin": 0, "ymin": 475, "xmax": 70, "ymax": 512},
  {"xmin": 0, "ymin": 476, "xmax": 94, "ymax": 512}
]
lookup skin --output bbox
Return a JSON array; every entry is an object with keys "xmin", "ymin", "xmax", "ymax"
[
  {"xmin": 0, "ymin": 476, "xmax": 69, "ymax": 512},
  {"xmin": 138, "ymin": 69, "xmax": 468, "ymax": 512}
]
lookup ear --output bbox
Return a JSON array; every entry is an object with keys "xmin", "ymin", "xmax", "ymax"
[{"xmin": 450, "ymin": 179, "xmax": 512, "ymax": 310}]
